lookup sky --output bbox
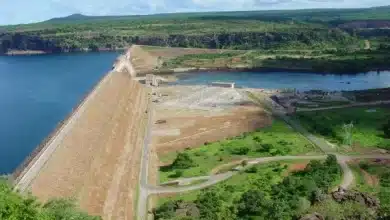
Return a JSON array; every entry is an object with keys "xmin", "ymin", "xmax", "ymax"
[{"xmin": 0, "ymin": 0, "xmax": 389, "ymax": 25}]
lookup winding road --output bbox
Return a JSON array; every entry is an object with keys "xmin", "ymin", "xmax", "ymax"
[{"xmin": 135, "ymin": 89, "xmax": 390, "ymax": 220}]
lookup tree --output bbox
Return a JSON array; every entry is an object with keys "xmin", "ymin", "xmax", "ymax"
[
  {"xmin": 171, "ymin": 152, "xmax": 197, "ymax": 169},
  {"xmin": 0, "ymin": 179, "xmax": 100, "ymax": 220},
  {"xmin": 383, "ymin": 120, "xmax": 390, "ymax": 139},
  {"xmin": 237, "ymin": 190, "xmax": 270, "ymax": 218},
  {"xmin": 195, "ymin": 189, "xmax": 226, "ymax": 220},
  {"xmin": 153, "ymin": 201, "xmax": 177, "ymax": 220}
]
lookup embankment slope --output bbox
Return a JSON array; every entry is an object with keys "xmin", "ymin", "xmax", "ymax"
[{"xmin": 18, "ymin": 48, "xmax": 150, "ymax": 219}]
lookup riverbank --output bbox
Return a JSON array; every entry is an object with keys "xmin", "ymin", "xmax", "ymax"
[
  {"xmin": 161, "ymin": 66, "xmax": 389, "ymax": 75},
  {"xmin": 2, "ymin": 48, "xmax": 127, "ymax": 56}
]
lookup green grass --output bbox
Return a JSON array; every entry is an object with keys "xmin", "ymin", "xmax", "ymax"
[
  {"xmin": 295, "ymin": 106, "xmax": 390, "ymax": 149},
  {"xmin": 159, "ymin": 120, "xmax": 319, "ymax": 182},
  {"xmin": 349, "ymin": 163, "xmax": 378, "ymax": 193},
  {"xmin": 350, "ymin": 160, "xmax": 390, "ymax": 214},
  {"xmin": 294, "ymin": 100, "xmax": 351, "ymax": 108},
  {"xmin": 158, "ymin": 161, "xmax": 287, "ymax": 206}
]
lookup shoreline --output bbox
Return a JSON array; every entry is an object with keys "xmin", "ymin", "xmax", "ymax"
[
  {"xmin": 12, "ymin": 69, "xmax": 114, "ymax": 183},
  {"xmin": 2, "ymin": 48, "xmax": 127, "ymax": 56},
  {"xmin": 155, "ymin": 66, "xmax": 389, "ymax": 76}
]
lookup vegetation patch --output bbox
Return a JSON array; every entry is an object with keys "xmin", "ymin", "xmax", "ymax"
[
  {"xmin": 154, "ymin": 155, "xmax": 343, "ymax": 220},
  {"xmin": 348, "ymin": 160, "xmax": 390, "ymax": 218},
  {"xmin": 295, "ymin": 106, "xmax": 390, "ymax": 150},
  {"xmin": 0, "ymin": 178, "xmax": 100, "ymax": 220},
  {"xmin": 159, "ymin": 120, "xmax": 318, "ymax": 182}
]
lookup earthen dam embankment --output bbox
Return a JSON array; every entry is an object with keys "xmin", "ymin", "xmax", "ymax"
[{"xmin": 14, "ymin": 46, "xmax": 150, "ymax": 220}]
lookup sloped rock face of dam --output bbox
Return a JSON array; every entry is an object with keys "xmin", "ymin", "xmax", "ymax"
[{"xmin": 15, "ymin": 47, "xmax": 150, "ymax": 220}]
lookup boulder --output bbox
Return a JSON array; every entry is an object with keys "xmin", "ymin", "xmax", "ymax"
[{"xmin": 300, "ymin": 212, "xmax": 325, "ymax": 220}]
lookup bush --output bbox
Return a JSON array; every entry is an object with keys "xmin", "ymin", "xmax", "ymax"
[
  {"xmin": 0, "ymin": 179, "xmax": 100, "ymax": 220},
  {"xmin": 230, "ymin": 147, "xmax": 250, "ymax": 155},
  {"xmin": 246, "ymin": 166, "xmax": 258, "ymax": 173},
  {"xmin": 172, "ymin": 152, "xmax": 197, "ymax": 169},
  {"xmin": 258, "ymin": 143, "xmax": 273, "ymax": 152},
  {"xmin": 383, "ymin": 120, "xmax": 390, "ymax": 139}
]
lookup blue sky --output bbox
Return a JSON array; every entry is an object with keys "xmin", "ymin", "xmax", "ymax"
[{"xmin": 0, "ymin": 0, "xmax": 389, "ymax": 25}]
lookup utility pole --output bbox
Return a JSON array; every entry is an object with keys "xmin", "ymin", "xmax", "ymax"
[{"xmin": 343, "ymin": 122, "xmax": 354, "ymax": 146}]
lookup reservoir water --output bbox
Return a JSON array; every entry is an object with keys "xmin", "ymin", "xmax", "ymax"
[
  {"xmin": 173, "ymin": 71, "xmax": 390, "ymax": 91},
  {"xmin": 1, "ymin": 54, "xmax": 390, "ymax": 175},
  {"xmin": 0, "ymin": 52, "xmax": 119, "ymax": 174}
]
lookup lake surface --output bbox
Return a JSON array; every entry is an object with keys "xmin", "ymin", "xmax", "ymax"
[
  {"xmin": 173, "ymin": 71, "xmax": 390, "ymax": 91},
  {"xmin": 1, "ymin": 56, "xmax": 390, "ymax": 175},
  {"xmin": 0, "ymin": 52, "xmax": 119, "ymax": 174}
]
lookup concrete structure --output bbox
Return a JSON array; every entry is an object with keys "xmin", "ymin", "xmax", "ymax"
[
  {"xmin": 210, "ymin": 81, "xmax": 235, "ymax": 88},
  {"xmin": 146, "ymin": 74, "xmax": 159, "ymax": 87}
]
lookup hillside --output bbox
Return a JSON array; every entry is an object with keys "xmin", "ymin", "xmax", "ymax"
[{"xmin": 0, "ymin": 5, "xmax": 390, "ymax": 55}]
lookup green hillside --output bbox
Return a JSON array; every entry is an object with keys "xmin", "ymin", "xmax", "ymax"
[{"xmin": 0, "ymin": 5, "xmax": 389, "ymax": 54}]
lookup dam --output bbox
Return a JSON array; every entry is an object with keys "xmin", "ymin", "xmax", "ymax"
[{"xmin": 13, "ymin": 46, "xmax": 151, "ymax": 219}]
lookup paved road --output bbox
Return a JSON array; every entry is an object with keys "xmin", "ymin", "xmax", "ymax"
[
  {"xmin": 297, "ymin": 100, "xmax": 390, "ymax": 112},
  {"xmin": 136, "ymin": 99, "xmax": 154, "ymax": 220}
]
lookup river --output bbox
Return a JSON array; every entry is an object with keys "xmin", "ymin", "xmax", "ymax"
[
  {"xmin": 0, "ymin": 52, "xmax": 119, "ymax": 174},
  {"xmin": 173, "ymin": 71, "xmax": 390, "ymax": 91}
]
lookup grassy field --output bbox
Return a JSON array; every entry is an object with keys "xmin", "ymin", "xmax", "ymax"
[
  {"xmin": 295, "ymin": 106, "xmax": 390, "ymax": 150},
  {"xmin": 158, "ymin": 161, "xmax": 291, "ymax": 206},
  {"xmin": 159, "ymin": 120, "xmax": 319, "ymax": 183}
]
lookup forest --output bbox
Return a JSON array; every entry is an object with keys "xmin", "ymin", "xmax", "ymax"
[
  {"xmin": 1, "ymin": 6, "xmax": 390, "ymax": 54},
  {"xmin": 154, "ymin": 155, "xmax": 380, "ymax": 220}
]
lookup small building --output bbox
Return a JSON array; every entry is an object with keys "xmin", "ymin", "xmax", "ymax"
[
  {"xmin": 210, "ymin": 81, "xmax": 235, "ymax": 88},
  {"xmin": 145, "ymin": 74, "xmax": 159, "ymax": 87}
]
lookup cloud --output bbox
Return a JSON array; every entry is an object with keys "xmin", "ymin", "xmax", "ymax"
[{"xmin": 0, "ymin": 0, "xmax": 388, "ymax": 25}]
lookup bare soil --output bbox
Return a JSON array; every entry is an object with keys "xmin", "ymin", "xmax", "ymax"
[
  {"xmin": 29, "ymin": 71, "xmax": 150, "ymax": 220},
  {"xmin": 154, "ymin": 107, "xmax": 270, "ymax": 154},
  {"xmin": 361, "ymin": 169, "xmax": 379, "ymax": 187},
  {"xmin": 150, "ymin": 86, "xmax": 271, "ymax": 156},
  {"xmin": 288, "ymin": 163, "xmax": 309, "ymax": 172}
]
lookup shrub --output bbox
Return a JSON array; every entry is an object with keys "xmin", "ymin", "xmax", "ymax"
[
  {"xmin": 383, "ymin": 120, "xmax": 390, "ymax": 139},
  {"xmin": 230, "ymin": 147, "xmax": 250, "ymax": 155},
  {"xmin": 172, "ymin": 152, "xmax": 197, "ymax": 169},
  {"xmin": 258, "ymin": 143, "xmax": 273, "ymax": 152},
  {"xmin": 246, "ymin": 166, "xmax": 258, "ymax": 173}
]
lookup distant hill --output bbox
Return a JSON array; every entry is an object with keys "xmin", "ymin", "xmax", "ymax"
[{"xmin": 44, "ymin": 5, "xmax": 390, "ymax": 24}]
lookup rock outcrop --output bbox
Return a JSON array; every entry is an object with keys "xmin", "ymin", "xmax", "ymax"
[
  {"xmin": 300, "ymin": 212, "xmax": 324, "ymax": 220},
  {"xmin": 332, "ymin": 188, "xmax": 380, "ymax": 209}
]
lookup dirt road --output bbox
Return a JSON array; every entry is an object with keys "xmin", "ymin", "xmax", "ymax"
[{"xmin": 297, "ymin": 100, "xmax": 390, "ymax": 112}]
